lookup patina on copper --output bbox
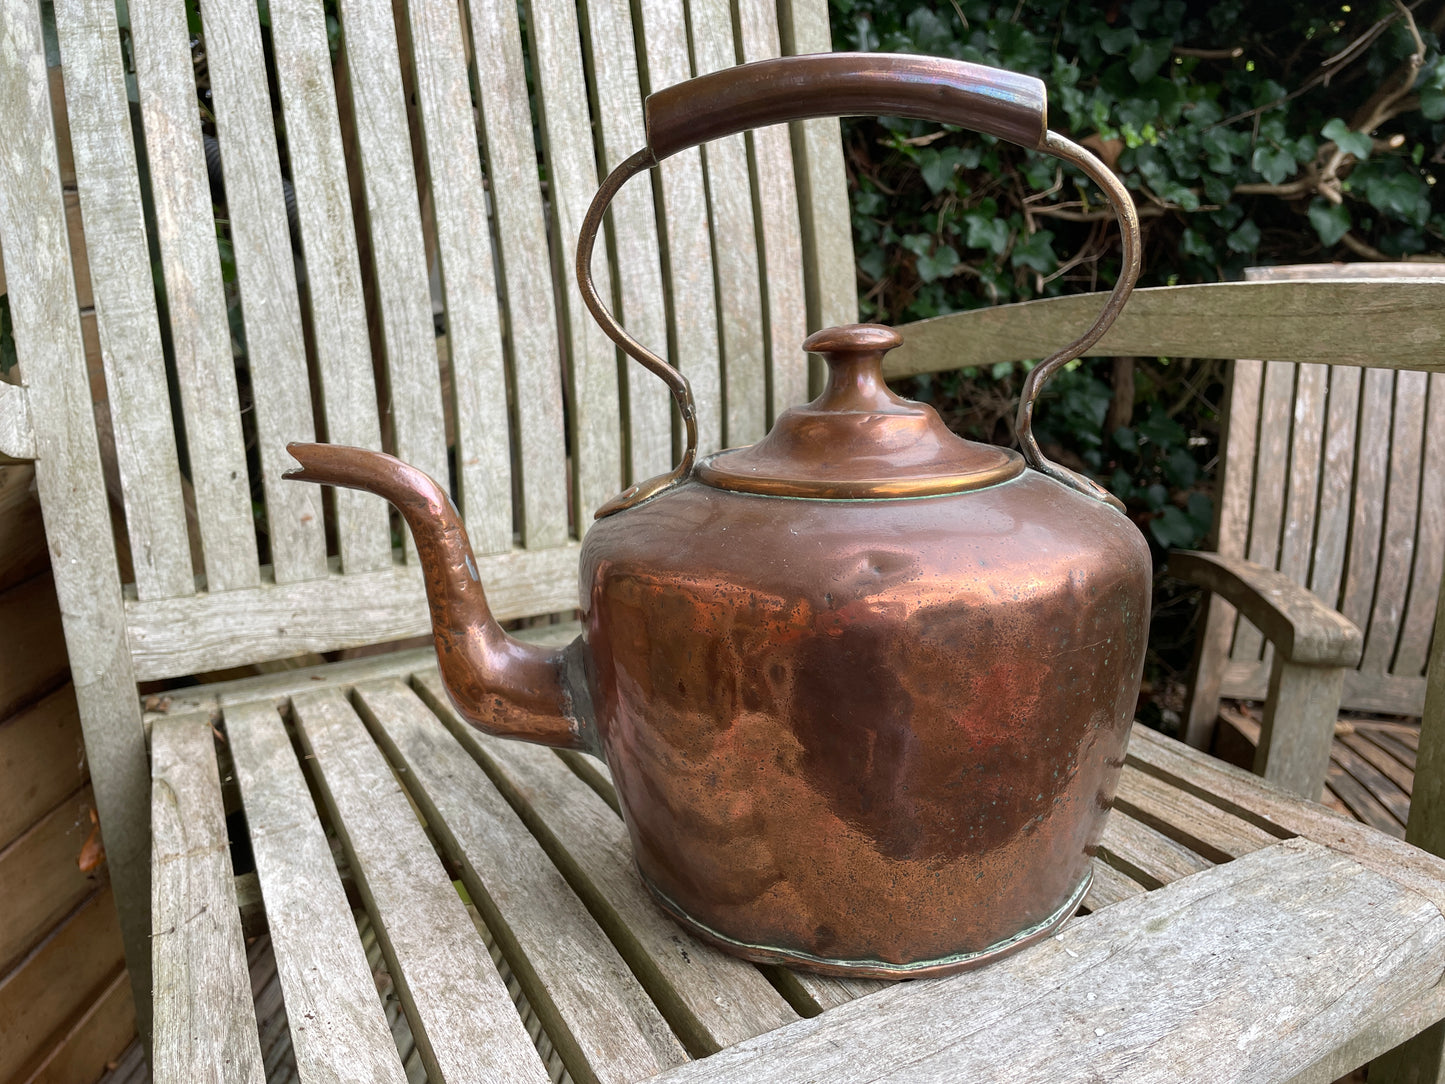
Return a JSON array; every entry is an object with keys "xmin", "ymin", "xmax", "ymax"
[{"xmin": 286, "ymin": 52, "xmax": 1152, "ymax": 980}]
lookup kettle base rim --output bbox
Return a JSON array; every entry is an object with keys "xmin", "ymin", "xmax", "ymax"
[{"xmin": 641, "ymin": 869, "xmax": 1092, "ymax": 981}]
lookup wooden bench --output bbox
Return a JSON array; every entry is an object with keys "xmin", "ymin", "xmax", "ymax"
[
  {"xmin": 1172, "ymin": 263, "xmax": 1445, "ymax": 832},
  {"xmin": 5, "ymin": 0, "xmax": 1445, "ymax": 1078}
]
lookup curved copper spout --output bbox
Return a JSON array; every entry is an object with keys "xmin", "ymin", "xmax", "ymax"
[{"xmin": 284, "ymin": 443, "xmax": 595, "ymax": 752}]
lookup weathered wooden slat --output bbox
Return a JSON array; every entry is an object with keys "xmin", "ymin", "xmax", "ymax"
[
  {"xmin": 0, "ymin": 573, "xmax": 66, "ymax": 721},
  {"xmin": 199, "ymin": 0, "xmax": 327, "ymax": 583},
  {"xmin": 1339, "ymin": 728, "xmax": 1415, "ymax": 794},
  {"xmin": 525, "ymin": 0, "xmax": 622, "ymax": 525},
  {"xmin": 888, "ymin": 280, "xmax": 1445, "ymax": 377},
  {"xmin": 393, "ymin": 0, "xmax": 513, "ymax": 555},
  {"xmin": 734, "ymin": 0, "xmax": 810, "ymax": 422},
  {"xmin": 1372, "ymin": 526, "xmax": 1445, "ymax": 1082},
  {"xmin": 1221, "ymin": 659, "xmax": 1427, "ymax": 716},
  {"xmin": 269, "ymin": 0, "xmax": 391, "ymax": 574},
  {"xmin": 1340, "ymin": 368, "xmax": 1394, "ymax": 637},
  {"xmin": 0, "ymin": 889, "xmax": 125, "ymax": 1083},
  {"xmin": 645, "ymin": 839, "xmax": 1445, "ymax": 1084},
  {"xmin": 0, "ymin": 685, "xmax": 84, "ymax": 847},
  {"xmin": 290, "ymin": 687, "xmax": 551, "ymax": 1084},
  {"xmin": 1393, "ymin": 371, "xmax": 1445, "ymax": 678},
  {"xmin": 1332, "ymin": 741, "xmax": 1410, "ymax": 827},
  {"xmin": 1360, "ymin": 370, "xmax": 1427, "ymax": 675},
  {"xmin": 19, "ymin": 966, "xmax": 136, "ymax": 1084},
  {"xmin": 124, "ymin": 542, "xmax": 581, "ymax": 681},
  {"xmin": 1310, "ymin": 365, "xmax": 1362, "ymax": 608},
  {"xmin": 355, "ymin": 678, "xmax": 688, "ymax": 1082},
  {"xmin": 1277, "ymin": 363, "xmax": 1327, "ymax": 590},
  {"xmin": 1082, "ymin": 857, "xmax": 1149, "ymax": 911},
  {"xmin": 0, "ymin": 465, "xmax": 47, "ymax": 595},
  {"xmin": 634, "ymin": 0, "xmax": 724, "ymax": 455},
  {"xmin": 0, "ymin": 381, "xmax": 32, "ymax": 461},
  {"xmin": 52, "ymin": 0, "xmax": 193, "ymax": 601},
  {"xmin": 414, "ymin": 670, "xmax": 800, "ymax": 1055},
  {"xmin": 224, "ymin": 700, "xmax": 409, "ymax": 1084},
  {"xmin": 128, "ymin": 0, "xmax": 259, "ymax": 592},
  {"xmin": 150, "ymin": 716, "xmax": 265, "ymax": 1084},
  {"xmin": 0, "ymin": 784, "xmax": 103, "ymax": 975},
  {"xmin": 1387, "ymin": 370, "xmax": 1445, "ymax": 682},
  {"xmin": 1183, "ymin": 356, "xmax": 1261, "ymax": 746},
  {"xmin": 776, "ymin": 0, "xmax": 857, "ymax": 344},
  {"xmin": 1327, "ymin": 762, "xmax": 1405, "ymax": 839},
  {"xmin": 687, "ymin": 0, "xmax": 767, "ymax": 448},
  {"xmin": 576, "ymin": 0, "xmax": 672, "ymax": 484},
  {"xmin": 768, "ymin": 971, "xmax": 888, "ymax": 1016},
  {"xmin": 1115, "ymin": 762, "xmax": 1277, "ymax": 863},
  {"xmin": 0, "ymin": 3, "xmax": 152, "ymax": 1035},
  {"xmin": 333, "ymin": 0, "xmax": 447, "ymax": 509},
  {"xmin": 464, "ymin": 0, "xmax": 568, "ymax": 548},
  {"xmin": 1362, "ymin": 727, "xmax": 1418, "ymax": 772},
  {"xmin": 1231, "ymin": 359, "xmax": 1293, "ymax": 664},
  {"xmin": 1123, "ymin": 726, "xmax": 1445, "ymax": 917},
  {"xmin": 1097, "ymin": 808, "xmax": 1214, "ymax": 889}
]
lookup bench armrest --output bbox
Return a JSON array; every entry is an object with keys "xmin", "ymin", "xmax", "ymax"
[
  {"xmin": 1166, "ymin": 551, "xmax": 1362, "ymax": 668},
  {"xmin": 1167, "ymin": 550, "xmax": 1363, "ymax": 801}
]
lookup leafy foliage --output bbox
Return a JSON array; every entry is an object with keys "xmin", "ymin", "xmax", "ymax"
[
  {"xmin": 840, "ymin": 0, "xmax": 1441, "ymax": 546},
  {"xmin": 836, "ymin": 0, "xmax": 1442, "ymax": 723}
]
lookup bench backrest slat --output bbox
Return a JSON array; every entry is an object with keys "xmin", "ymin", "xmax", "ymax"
[
  {"xmin": 54, "ymin": 0, "xmax": 195, "ymax": 601},
  {"xmin": 202, "ymin": 0, "xmax": 330, "ymax": 583},
  {"xmin": 130, "ymin": 0, "xmax": 261, "ymax": 592},
  {"xmin": 1394, "ymin": 375, "xmax": 1445, "ymax": 679},
  {"xmin": 8, "ymin": 0, "xmax": 852, "ymax": 682},
  {"xmin": 1205, "ymin": 264, "xmax": 1445, "ymax": 719},
  {"xmin": 270, "ymin": 0, "xmax": 392, "ymax": 574}
]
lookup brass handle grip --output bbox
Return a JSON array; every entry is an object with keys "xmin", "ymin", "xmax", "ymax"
[
  {"xmin": 578, "ymin": 53, "xmax": 1141, "ymax": 518},
  {"xmin": 644, "ymin": 53, "xmax": 1047, "ymax": 159}
]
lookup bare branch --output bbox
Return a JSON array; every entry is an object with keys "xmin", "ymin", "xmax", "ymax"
[
  {"xmin": 1339, "ymin": 231, "xmax": 1445, "ymax": 262},
  {"xmin": 1172, "ymin": 45, "xmax": 1244, "ymax": 60}
]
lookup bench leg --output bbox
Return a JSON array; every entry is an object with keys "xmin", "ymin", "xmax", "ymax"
[{"xmin": 1252, "ymin": 656, "xmax": 1342, "ymax": 802}]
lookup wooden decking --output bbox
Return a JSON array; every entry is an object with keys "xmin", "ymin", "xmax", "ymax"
[{"xmin": 1219, "ymin": 703, "xmax": 1418, "ymax": 838}]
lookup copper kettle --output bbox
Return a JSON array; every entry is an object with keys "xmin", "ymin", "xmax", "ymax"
[{"xmin": 286, "ymin": 54, "xmax": 1150, "ymax": 979}]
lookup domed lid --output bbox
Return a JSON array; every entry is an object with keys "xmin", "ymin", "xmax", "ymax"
[{"xmin": 696, "ymin": 323, "xmax": 1023, "ymax": 498}]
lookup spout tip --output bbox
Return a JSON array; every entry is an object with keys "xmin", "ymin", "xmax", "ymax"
[{"xmin": 283, "ymin": 442, "xmax": 325, "ymax": 482}]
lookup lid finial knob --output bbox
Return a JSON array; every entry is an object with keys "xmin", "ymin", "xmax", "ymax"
[{"xmin": 803, "ymin": 324, "xmax": 906, "ymax": 412}]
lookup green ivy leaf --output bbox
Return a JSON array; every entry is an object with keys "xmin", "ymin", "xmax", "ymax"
[
  {"xmin": 1321, "ymin": 117, "xmax": 1371, "ymax": 161},
  {"xmin": 1163, "ymin": 447, "xmax": 1198, "ymax": 487},
  {"xmin": 1226, "ymin": 217, "xmax": 1262, "ymax": 253},
  {"xmin": 964, "ymin": 215, "xmax": 1010, "ymax": 255},
  {"xmin": 1308, "ymin": 199, "xmax": 1351, "ymax": 246},
  {"xmin": 1129, "ymin": 38, "xmax": 1174, "ymax": 83},
  {"xmin": 1361, "ymin": 169, "xmax": 1430, "ymax": 225},
  {"xmin": 918, "ymin": 146, "xmax": 974, "ymax": 194},
  {"xmin": 1424, "ymin": 85, "xmax": 1445, "ymax": 122},
  {"xmin": 1251, "ymin": 145, "xmax": 1295, "ymax": 185},
  {"xmin": 914, "ymin": 243, "xmax": 960, "ymax": 283},
  {"xmin": 1187, "ymin": 492, "xmax": 1214, "ymax": 531},
  {"xmin": 1149, "ymin": 504, "xmax": 1200, "ymax": 548},
  {"xmin": 1098, "ymin": 25, "xmax": 1140, "ymax": 56},
  {"xmin": 1179, "ymin": 227, "xmax": 1213, "ymax": 260},
  {"xmin": 1011, "ymin": 229, "xmax": 1056, "ymax": 273}
]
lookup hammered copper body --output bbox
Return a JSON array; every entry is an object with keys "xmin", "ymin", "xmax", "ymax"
[{"xmin": 286, "ymin": 52, "xmax": 1151, "ymax": 978}]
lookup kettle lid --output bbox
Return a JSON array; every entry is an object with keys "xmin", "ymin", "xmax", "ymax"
[{"xmin": 695, "ymin": 324, "xmax": 1023, "ymax": 499}]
